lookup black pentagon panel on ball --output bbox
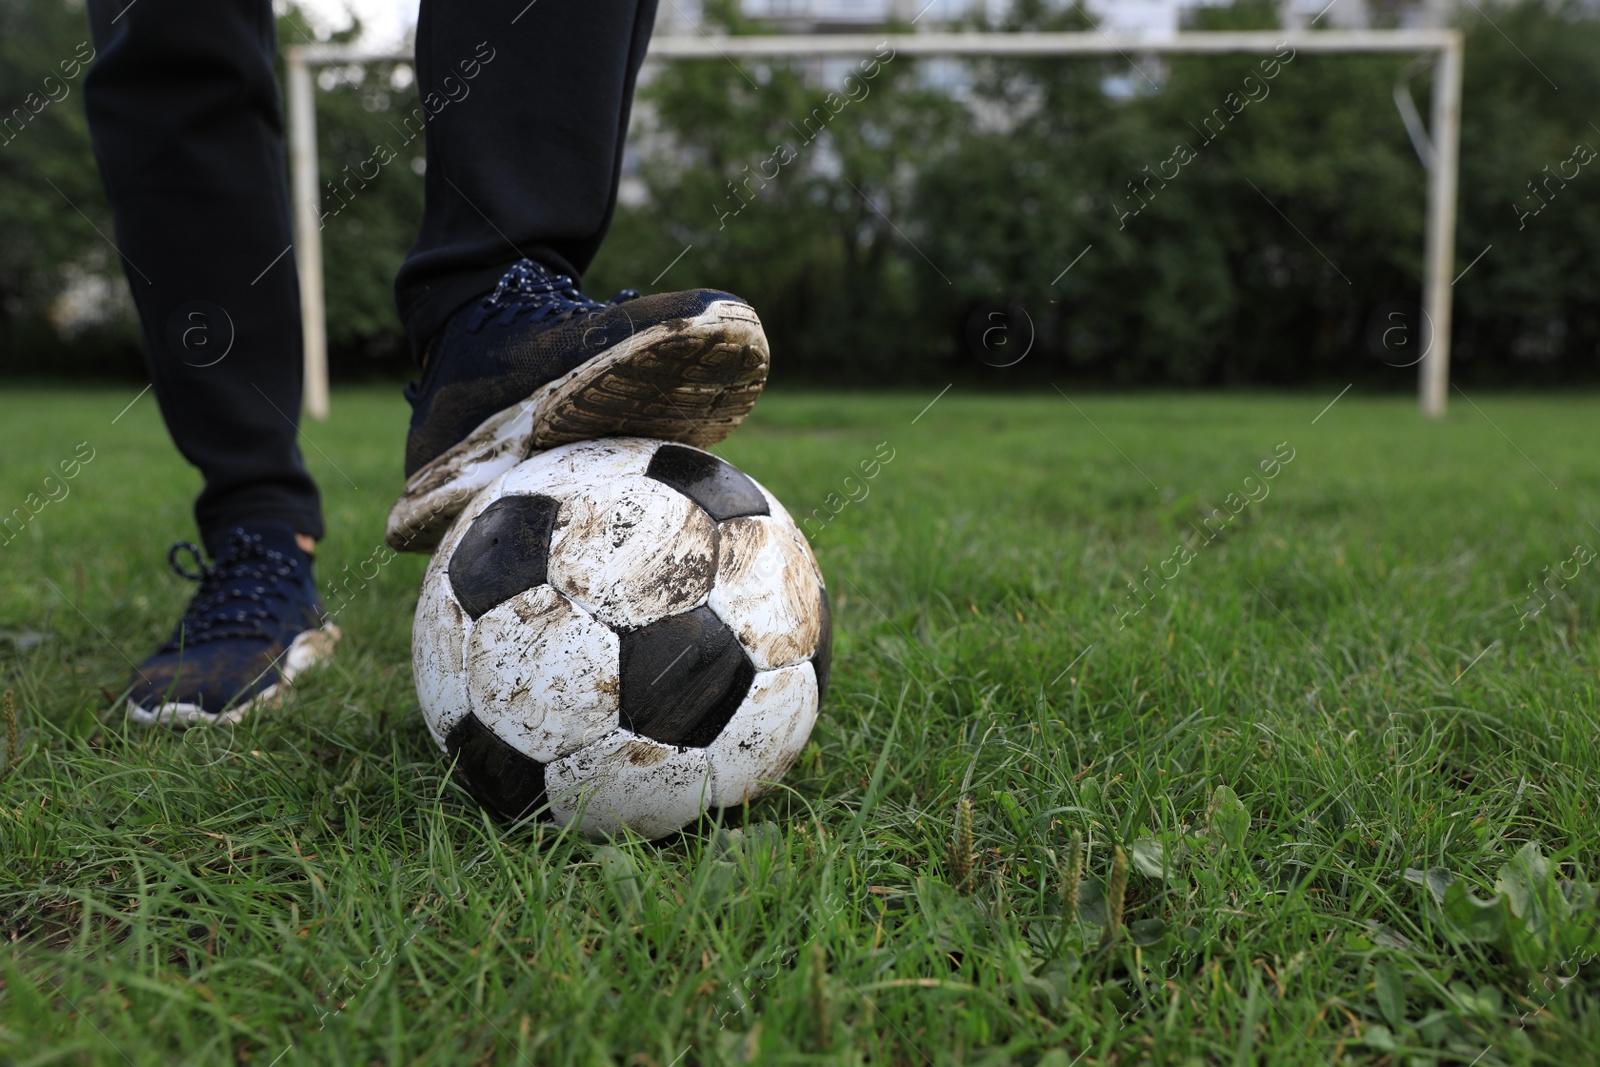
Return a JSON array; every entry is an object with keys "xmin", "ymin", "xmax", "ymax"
[
  {"xmin": 812, "ymin": 585, "xmax": 833, "ymax": 704},
  {"xmin": 447, "ymin": 494, "xmax": 561, "ymax": 619},
  {"xmin": 645, "ymin": 444, "xmax": 770, "ymax": 522},
  {"xmin": 618, "ymin": 606, "xmax": 756, "ymax": 748},
  {"xmin": 445, "ymin": 713, "xmax": 548, "ymax": 822}
]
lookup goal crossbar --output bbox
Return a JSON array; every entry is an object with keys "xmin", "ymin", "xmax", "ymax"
[{"xmin": 286, "ymin": 29, "xmax": 1463, "ymax": 418}]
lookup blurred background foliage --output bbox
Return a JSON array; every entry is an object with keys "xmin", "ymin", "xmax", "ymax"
[{"xmin": 1, "ymin": 0, "xmax": 1597, "ymax": 387}]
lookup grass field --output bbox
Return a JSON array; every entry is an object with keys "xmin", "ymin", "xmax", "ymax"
[{"xmin": 3, "ymin": 385, "xmax": 1600, "ymax": 1066}]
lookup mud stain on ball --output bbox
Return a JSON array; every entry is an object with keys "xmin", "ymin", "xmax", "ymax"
[
  {"xmin": 621, "ymin": 739, "xmax": 670, "ymax": 766},
  {"xmin": 704, "ymin": 662, "xmax": 820, "ymax": 808},
  {"xmin": 496, "ymin": 438, "xmax": 658, "ymax": 502},
  {"xmin": 550, "ymin": 475, "xmax": 718, "ymax": 630},
  {"xmin": 413, "ymin": 569, "xmax": 473, "ymax": 750},
  {"xmin": 465, "ymin": 586, "xmax": 621, "ymax": 762},
  {"xmin": 709, "ymin": 517, "xmax": 823, "ymax": 670},
  {"xmin": 545, "ymin": 729, "xmax": 712, "ymax": 840}
]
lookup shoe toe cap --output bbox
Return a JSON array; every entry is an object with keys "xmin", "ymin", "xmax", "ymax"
[{"xmin": 127, "ymin": 639, "xmax": 284, "ymax": 717}]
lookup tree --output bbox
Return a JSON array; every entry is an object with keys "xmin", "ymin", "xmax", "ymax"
[
  {"xmin": 0, "ymin": 0, "xmax": 134, "ymax": 375},
  {"xmin": 5, "ymin": 0, "xmax": 1599, "ymax": 387}
]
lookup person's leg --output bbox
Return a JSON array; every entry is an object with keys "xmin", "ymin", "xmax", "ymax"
[
  {"xmin": 396, "ymin": 0, "xmax": 661, "ymax": 352},
  {"xmin": 84, "ymin": 0, "xmax": 323, "ymax": 555},
  {"xmin": 84, "ymin": 0, "xmax": 336, "ymax": 724},
  {"xmin": 387, "ymin": 0, "xmax": 772, "ymax": 553}
]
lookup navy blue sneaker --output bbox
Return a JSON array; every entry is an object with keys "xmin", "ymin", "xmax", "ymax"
[
  {"xmin": 125, "ymin": 521, "xmax": 341, "ymax": 726},
  {"xmin": 386, "ymin": 260, "xmax": 769, "ymax": 552}
]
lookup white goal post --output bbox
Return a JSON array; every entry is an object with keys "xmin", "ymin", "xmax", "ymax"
[{"xmin": 285, "ymin": 28, "xmax": 1462, "ymax": 420}]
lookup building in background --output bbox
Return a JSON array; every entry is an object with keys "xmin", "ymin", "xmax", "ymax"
[
  {"xmin": 656, "ymin": 0, "xmax": 1463, "ymax": 35},
  {"xmin": 627, "ymin": 0, "xmax": 1467, "ymax": 203}
]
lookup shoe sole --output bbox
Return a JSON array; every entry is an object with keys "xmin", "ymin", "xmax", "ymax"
[
  {"xmin": 385, "ymin": 299, "xmax": 769, "ymax": 554},
  {"xmin": 125, "ymin": 624, "xmax": 342, "ymax": 728}
]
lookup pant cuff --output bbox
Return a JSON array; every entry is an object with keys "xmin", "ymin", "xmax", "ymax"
[{"xmin": 199, "ymin": 507, "xmax": 325, "ymax": 557}]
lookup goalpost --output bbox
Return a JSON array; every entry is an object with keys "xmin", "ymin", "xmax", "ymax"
[{"xmin": 285, "ymin": 28, "xmax": 1463, "ymax": 420}]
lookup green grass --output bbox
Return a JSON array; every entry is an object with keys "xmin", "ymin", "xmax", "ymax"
[{"xmin": 3, "ymin": 386, "xmax": 1600, "ymax": 1066}]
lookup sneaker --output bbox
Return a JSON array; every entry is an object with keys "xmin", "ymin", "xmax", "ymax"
[
  {"xmin": 386, "ymin": 259, "xmax": 769, "ymax": 553},
  {"xmin": 125, "ymin": 520, "xmax": 341, "ymax": 726}
]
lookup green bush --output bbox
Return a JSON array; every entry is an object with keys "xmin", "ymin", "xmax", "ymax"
[
  {"xmin": 3, "ymin": 0, "xmax": 1598, "ymax": 386},
  {"xmin": 591, "ymin": 0, "xmax": 1600, "ymax": 387}
]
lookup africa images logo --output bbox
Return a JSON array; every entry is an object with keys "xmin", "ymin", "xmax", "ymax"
[
  {"xmin": 965, "ymin": 302, "xmax": 1035, "ymax": 368},
  {"xmin": 1366, "ymin": 301, "xmax": 1433, "ymax": 368},
  {"xmin": 167, "ymin": 301, "xmax": 236, "ymax": 368}
]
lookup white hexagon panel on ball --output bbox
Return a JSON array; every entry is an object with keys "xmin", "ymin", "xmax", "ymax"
[
  {"xmin": 465, "ymin": 584, "xmax": 621, "ymax": 763},
  {"xmin": 546, "ymin": 729, "xmax": 713, "ymax": 840},
  {"xmin": 705, "ymin": 662, "xmax": 820, "ymax": 808},
  {"xmin": 709, "ymin": 515, "xmax": 825, "ymax": 670}
]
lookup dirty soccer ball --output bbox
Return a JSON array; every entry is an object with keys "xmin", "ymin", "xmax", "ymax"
[{"xmin": 413, "ymin": 438, "xmax": 832, "ymax": 840}]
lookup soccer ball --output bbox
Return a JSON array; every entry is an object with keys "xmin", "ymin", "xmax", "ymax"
[{"xmin": 412, "ymin": 437, "xmax": 831, "ymax": 840}]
